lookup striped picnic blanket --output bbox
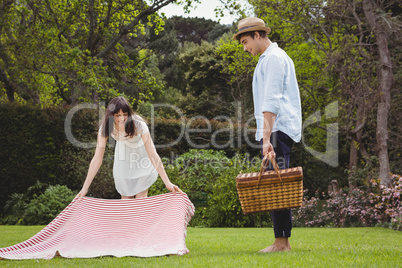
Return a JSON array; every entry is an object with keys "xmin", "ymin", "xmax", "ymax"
[{"xmin": 0, "ymin": 193, "xmax": 195, "ymax": 260}]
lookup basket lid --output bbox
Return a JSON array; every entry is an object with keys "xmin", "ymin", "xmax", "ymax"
[{"xmin": 236, "ymin": 166, "xmax": 303, "ymax": 182}]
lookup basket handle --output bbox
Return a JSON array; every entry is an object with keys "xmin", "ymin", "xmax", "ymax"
[{"xmin": 256, "ymin": 154, "xmax": 282, "ymax": 188}]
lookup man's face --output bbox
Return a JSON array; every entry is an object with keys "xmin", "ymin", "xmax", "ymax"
[{"xmin": 240, "ymin": 33, "xmax": 260, "ymax": 56}]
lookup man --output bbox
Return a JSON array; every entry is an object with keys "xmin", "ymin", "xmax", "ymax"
[{"xmin": 233, "ymin": 17, "xmax": 302, "ymax": 252}]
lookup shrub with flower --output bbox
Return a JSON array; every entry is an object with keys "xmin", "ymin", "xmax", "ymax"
[
  {"xmin": 368, "ymin": 174, "xmax": 401, "ymax": 230},
  {"xmin": 293, "ymin": 190, "xmax": 325, "ymax": 227},
  {"xmin": 294, "ymin": 174, "xmax": 401, "ymax": 230}
]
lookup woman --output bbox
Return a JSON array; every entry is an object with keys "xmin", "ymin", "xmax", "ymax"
[{"xmin": 78, "ymin": 96, "xmax": 182, "ymax": 199}]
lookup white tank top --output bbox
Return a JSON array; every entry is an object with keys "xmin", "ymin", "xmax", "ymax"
[{"xmin": 100, "ymin": 115, "xmax": 158, "ymax": 196}]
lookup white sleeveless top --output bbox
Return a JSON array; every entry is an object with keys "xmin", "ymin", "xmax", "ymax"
[{"xmin": 101, "ymin": 115, "xmax": 158, "ymax": 196}]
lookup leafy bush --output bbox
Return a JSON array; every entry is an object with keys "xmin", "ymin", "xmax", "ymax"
[
  {"xmin": 150, "ymin": 149, "xmax": 231, "ymax": 226},
  {"xmin": 149, "ymin": 149, "xmax": 271, "ymax": 227},
  {"xmin": 294, "ymin": 174, "xmax": 401, "ymax": 230},
  {"xmin": 369, "ymin": 175, "xmax": 402, "ymax": 231},
  {"xmin": 2, "ymin": 193, "xmax": 28, "ymax": 225},
  {"xmin": 1, "ymin": 181, "xmax": 47, "ymax": 225},
  {"xmin": 205, "ymin": 166, "xmax": 249, "ymax": 227},
  {"xmin": 23, "ymin": 185, "xmax": 76, "ymax": 225},
  {"xmin": 205, "ymin": 154, "xmax": 273, "ymax": 227},
  {"xmin": 292, "ymin": 190, "xmax": 324, "ymax": 228}
]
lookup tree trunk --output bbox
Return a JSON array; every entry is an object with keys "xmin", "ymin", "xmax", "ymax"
[
  {"xmin": 348, "ymin": 103, "xmax": 369, "ymax": 188},
  {"xmin": 0, "ymin": 65, "xmax": 15, "ymax": 102},
  {"xmin": 362, "ymin": 0, "xmax": 392, "ymax": 186}
]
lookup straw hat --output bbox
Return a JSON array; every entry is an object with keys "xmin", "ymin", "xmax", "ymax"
[{"xmin": 233, "ymin": 17, "xmax": 271, "ymax": 40}]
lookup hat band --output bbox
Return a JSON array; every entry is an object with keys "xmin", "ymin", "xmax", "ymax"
[{"xmin": 238, "ymin": 25, "xmax": 261, "ymax": 32}]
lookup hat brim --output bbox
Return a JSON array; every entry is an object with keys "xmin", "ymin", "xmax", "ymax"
[{"xmin": 233, "ymin": 26, "xmax": 271, "ymax": 40}]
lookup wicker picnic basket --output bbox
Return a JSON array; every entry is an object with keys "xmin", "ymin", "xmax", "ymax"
[{"xmin": 236, "ymin": 156, "xmax": 303, "ymax": 215}]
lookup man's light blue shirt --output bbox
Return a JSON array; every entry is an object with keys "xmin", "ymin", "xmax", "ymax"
[{"xmin": 252, "ymin": 42, "xmax": 302, "ymax": 142}]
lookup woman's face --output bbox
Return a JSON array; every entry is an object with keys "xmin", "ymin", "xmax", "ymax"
[{"xmin": 114, "ymin": 109, "xmax": 128, "ymax": 127}]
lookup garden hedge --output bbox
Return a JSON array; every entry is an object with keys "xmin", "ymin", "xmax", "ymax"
[{"xmin": 0, "ymin": 103, "xmax": 259, "ymax": 214}]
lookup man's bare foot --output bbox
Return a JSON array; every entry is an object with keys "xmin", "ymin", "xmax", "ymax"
[{"xmin": 258, "ymin": 238, "xmax": 291, "ymax": 253}]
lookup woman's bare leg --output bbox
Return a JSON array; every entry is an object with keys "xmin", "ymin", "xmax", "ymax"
[
  {"xmin": 135, "ymin": 189, "xmax": 148, "ymax": 198},
  {"xmin": 121, "ymin": 195, "xmax": 134, "ymax": 199}
]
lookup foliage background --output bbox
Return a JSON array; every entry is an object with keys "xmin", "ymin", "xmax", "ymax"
[{"xmin": 0, "ymin": 0, "xmax": 401, "ymax": 228}]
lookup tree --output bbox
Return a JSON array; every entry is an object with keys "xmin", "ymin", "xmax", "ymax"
[
  {"xmin": 176, "ymin": 34, "xmax": 256, "ymax": 120},
  {"xmin": 169, "ymin": 16, "xmax": 222, "ymax": 44},
  {"xmin": 145, "ymin": 16, "xmax": 231, "ymax": 91},
  {"xmin": 250, "ymin": 0, "xmax": 401, "ymax": 186},
  {"xmin": 361, "ymin": 0, "xmax": 397, "ymax": 186},
  {"xmin": 0, "ymin": 0, "xmax": 199, "ymax": 106},
  {"xmin": 178, "ymin": 40, "xmax": 226, "ymax": 117},
  {"xmin": 215, "ymin": 33, "xmax": 257, "ymax": 120}
]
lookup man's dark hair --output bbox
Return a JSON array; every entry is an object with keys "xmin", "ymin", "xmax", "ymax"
[{"xmin": 238, "ymin": 30, "xmax": 267, "ymax": 42}]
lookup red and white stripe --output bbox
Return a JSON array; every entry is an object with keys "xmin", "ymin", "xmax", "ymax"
[{"xmin": 0, "ymin": 193, "xmax": 195, "ymax": 260}]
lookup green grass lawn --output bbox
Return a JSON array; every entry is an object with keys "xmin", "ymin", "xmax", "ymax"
[{"xmin": 0, "ymin": 226, "xmax": 400, "ymax": 267}]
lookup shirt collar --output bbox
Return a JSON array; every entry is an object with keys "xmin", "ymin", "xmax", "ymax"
[{"xmin": 260, "ymin": 42, "xmax": 278, "ymax": 59}]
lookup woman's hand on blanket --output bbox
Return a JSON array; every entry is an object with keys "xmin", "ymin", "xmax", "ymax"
[
  {"xmin": 77, "ymin": 188, "xmax": 88, "ymax": 200},
  {"xmin": 166, "ymin": 182, "xmax": 184, "ymax": 195}
]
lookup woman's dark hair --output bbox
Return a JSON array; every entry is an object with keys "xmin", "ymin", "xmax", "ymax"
[{"xmin": 100, "ymin": 96, "xmax": 136, "ymax": 138}]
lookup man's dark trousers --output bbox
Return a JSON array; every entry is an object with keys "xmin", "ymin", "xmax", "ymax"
[{"xmin": 260, "ymin": 131, "xmax": 294, "ymax": 238}]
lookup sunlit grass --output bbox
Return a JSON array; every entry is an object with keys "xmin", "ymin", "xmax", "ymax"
[{"xmin": 0, "ymin": 226, "xmax": 400, "ymax": 267}]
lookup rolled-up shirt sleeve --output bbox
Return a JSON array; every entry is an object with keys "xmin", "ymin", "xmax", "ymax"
[{"xmin": 261, "ymin": 54, "xmax": 285, "ymax": 115}]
